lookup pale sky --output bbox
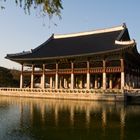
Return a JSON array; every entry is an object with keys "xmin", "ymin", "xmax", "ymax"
[{"xmin": 0, "ymin": 0, "xmax": 140, "ymax": 69}]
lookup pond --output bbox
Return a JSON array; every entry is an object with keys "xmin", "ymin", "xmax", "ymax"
[{"xmin": 0, "ymin": 96, "xmax": 140, "ymax": 140}]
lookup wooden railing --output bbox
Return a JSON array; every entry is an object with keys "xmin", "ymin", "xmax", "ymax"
[
  {"xmin": 90, "ymin": 67, "xmax": 103, "ymax": 73},
  {"xmin": 45, "ymin": 69, "xmax": 56, "ymax": 75},
  {"xmin": 58, "ymin": 69, "xmax": 71, "ymax": 74},
  {"xmin": 74, "ymin": 68, "xmax": 87, "ymax": 74},
  {"xmin": 106, "ymin": 67, "xmax": 121, "ymax": 73},
  {"xmin": 22, "ymin": 67, "xmax": 122, "ymax": 75}
]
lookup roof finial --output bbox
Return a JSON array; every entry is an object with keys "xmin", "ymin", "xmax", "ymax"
[{"xmin": 122, "ymin": 23, "xmax": 127, "ymax": 28}]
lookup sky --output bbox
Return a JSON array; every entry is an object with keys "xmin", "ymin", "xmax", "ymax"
[{"xmin": 0, "ymin": 0, "xmax": 140, "ymax": 69}]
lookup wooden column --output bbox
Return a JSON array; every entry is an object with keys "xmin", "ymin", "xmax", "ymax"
[
  {"xmin": 103, "ymin": 60, "xmax": 106, "ymax": 90},
  {"xmin": 95, "ymin": 75, "xmax": 98, "ymax": 89},
  {"xmin": 50, "ymin": 76, "xmax": 53, "ymax": 89},
  {"xmin": 71, "ymin": 62, "xmax": 74, "ymax": 89},
  {"xmin": 64, "ymin": 77, "xmax": 67, "ymax": 88},
  {"xmin": 55, "ymin": 63, "xmax": 58, "ymax": 89},
  {"xmin": 109, "ymin": 74, "xmax": 113, "ymax": 89},
  {"xmin": 53, "ymin": 77, "xmax": 55, "ymax": 88},
  {"xmin": 31, "ymin": 64, "xmax": 34, "ymax": 89},
  {"xmin": 79, "ymin": 77, "xmax": 83, "ymax": 88},
  {"xmin": 120, "ymin": 59, "xmax": 125, "ymax": 89},
  {"xmin": 87, "ymin": 61, "xmax": 90, "ymax": 89},
  {"xmin": 125, "ymin": 73, "xmax": 129, "ymax": 89},
  {"xmin": 20, "ymin": 64, "xmax": 24, "ymax": 88},
  {"xmin": 59, "ymin": 77, "xmax": 62, "ymax": 89},
  {"xmin": 41, "ymin": 64, "xmax": 45, "ymax": 89}
]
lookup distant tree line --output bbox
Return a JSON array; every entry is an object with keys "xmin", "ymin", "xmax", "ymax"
[{"xmin": 0, "ymin": 66, "xmax": 20, "ymax": 87}]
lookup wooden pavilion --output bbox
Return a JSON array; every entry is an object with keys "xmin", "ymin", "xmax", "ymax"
[{"xmin": 6, "ymin": 24, "xmax": 140, "ymax": 91}]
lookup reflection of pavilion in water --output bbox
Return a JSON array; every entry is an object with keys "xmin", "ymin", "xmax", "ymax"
[
  {"xmin": 0, "ymin": 97, "xmax": 127, "ymax": 127},
  {"xmin": 1, "ymin": 97, "xmax": 140, "ymax": 139},
  {"xmin": 1, "ymin": 97, "xmax": 140, "ymax": 140}
]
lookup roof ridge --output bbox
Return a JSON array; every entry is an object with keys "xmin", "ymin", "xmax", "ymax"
[{"xmin": 54, "ymin": 24, "xmax": 125, "ymax": 39}]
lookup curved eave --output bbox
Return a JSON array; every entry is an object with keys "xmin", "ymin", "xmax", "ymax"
[
  {"xmin": 115, "ymin": 39, "xmax": 135, "ymax": 45},
  {"xmin": 6, "ymin": 45, "xmax": 135, "ymax": 63}
]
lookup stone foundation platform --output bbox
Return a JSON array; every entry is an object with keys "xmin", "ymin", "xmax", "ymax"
[{"xmin": 0, "ymin": 88, "xmax": 126, "ymax": 101}]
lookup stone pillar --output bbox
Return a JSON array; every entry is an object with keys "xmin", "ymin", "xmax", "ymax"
[
  {"xmin": 95, "ymin": 75, "xmax": 98, "ymax": 89},
  {"xmin": 55, "ymin": 74, "xmax": 58, "ymax": 89},
  {"xmin": 53, "ymin": 77, "xmax": 55, "ymax": 89},
  {"xmin": 79, "ymin": 78, "xmax": 83, "ymax": 88},
  {"xmin": 41, "ymin": 64, "xmax": 45, "ymax": 89},
  {"xmin": 103, "ymin": 60, "xmax": 106, "ymax": 90},
  {"xmin": 20, "ymin": 64, "xmax": 24, "ymax": 88},
  {"xmin": 66, "ymin": 77, "xmax": 69, "ymax": 88},
  {"xmin": 109, "ymin": 74, "xmax": 113, "ymax": 89},
  {"xmin": 103, "ymin": 73, "xmax": 106, "ymax": 90},
  {"xmin": 121, "ymin": 72, "xmax": 125, "ymax": 89},
  {"xmin": 71, "ymin": 74, "xmax": 74, "ymax": 89},
  {"xmin": 63, "ymin": 77, "xmax": 66, "ymax": 88},
  {"xmin": 55, "ymin": 63, "xmax": 58, "ymax": 89},
  {"xmin": 121, "ymin": 59, "xmax": 125, "ymax": 89},
  {"xmin": 87, "ymin": 61, "xmax": 90, "ymax": 89},
  {"xmin": 71, "ymin": 62, "xmax": 74, "ymax": 89},
  {"xmin": 50, "ymin": 76, "xmax": 53, "ymax": 89},
  {"xmin": 59, "ymin": 77, "xmax": 62, "ymax": 89},
  {"xmin": 125, "ymin": 74, "xmax": 129, "ymax": 89},
  {"xmin": 31, "ymin": 64, "xmax": 34, "ymax": 89},
  {"xmin": 87, "ymin": 73, "xmax": 90, "ymax": 89}
]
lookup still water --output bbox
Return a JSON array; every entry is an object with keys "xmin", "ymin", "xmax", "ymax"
[{"xmin": 0, "ymin": 96, "xmax": 140, "ymax": 140}]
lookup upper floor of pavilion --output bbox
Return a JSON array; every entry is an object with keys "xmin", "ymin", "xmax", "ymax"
[{"xmin": 6, "ymin": 23, "xmax": 140, "ymax": 66}]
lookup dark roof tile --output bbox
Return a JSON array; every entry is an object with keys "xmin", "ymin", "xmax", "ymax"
[{"xmin": 6, "ymin": 25, "xmax": 132, "ymax": 61}]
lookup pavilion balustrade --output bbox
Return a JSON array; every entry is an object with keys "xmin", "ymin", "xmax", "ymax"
[
  {"xmin": 20, "ymin": 59, "xmax": 125, "ymax": 90},
  {"xmin": 22, "ymin": 67, "xmax": 121, "ymax": 75},
  {"xmin": 58, "ymin": 69, "xmax": 71, "ymax": 74},
  {"xmin": 106, "ymin": 67, "xmax": 121, "ymax": 73},
  {"xmin": 90, "ymin": 67, "xmax": 103, "ymax": 73}
]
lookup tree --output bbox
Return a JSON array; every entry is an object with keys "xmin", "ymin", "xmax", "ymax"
[
  {"xmin": 0, "ymin": 66, "xmax": 20, "ymax": 87},
  {"xmin": 0, "ymin": 0, "xmax": 63, "ymax": 18}
]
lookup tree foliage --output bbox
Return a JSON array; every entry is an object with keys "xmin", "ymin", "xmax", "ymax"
[
  {"xmin": 0, "ymin": 0, "xmax": 63, "ymax": 18},
  {"xmin": 0, "ymin": 66, "xmax": 20, "ymax": 87}
]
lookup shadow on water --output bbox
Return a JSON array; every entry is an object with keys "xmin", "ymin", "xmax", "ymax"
[{"xmin": 0, "ymin": 96, "xmax": 140, "ymax": 140}]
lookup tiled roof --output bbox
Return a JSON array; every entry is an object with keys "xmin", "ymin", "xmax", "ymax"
[{"xmin": 6, "ymin": 24, "xmax": 132, "ymax": 61}]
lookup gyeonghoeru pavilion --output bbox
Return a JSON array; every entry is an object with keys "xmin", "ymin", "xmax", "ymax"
[{"xmin": 5, "ymin": 23, "xmax": 140, "ymax": 100}]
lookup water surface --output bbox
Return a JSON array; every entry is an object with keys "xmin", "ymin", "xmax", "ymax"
[{"xmin": 0, "ymin": 96, "xmax": 140, "ymax": 140}]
